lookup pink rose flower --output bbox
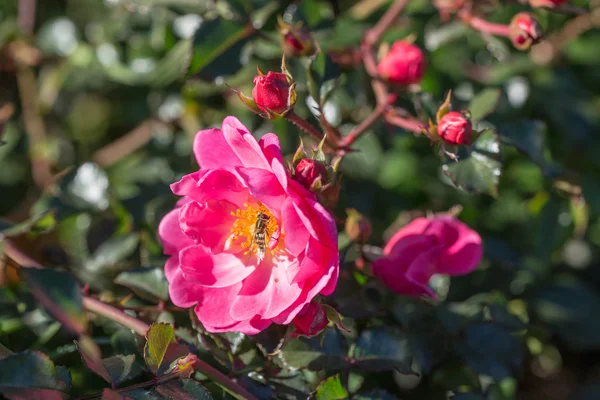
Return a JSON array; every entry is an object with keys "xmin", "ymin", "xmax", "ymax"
[
  {"xmin": 372, "ymin": 216, "xmax": 482, "ymax": 298},
  {"xmin": 291, "ymin": 302, "xmax": 328, "ymax": 338},
  {"xmin": 159, "ymin": 117, "xmax": 339, "ymax": 335}
]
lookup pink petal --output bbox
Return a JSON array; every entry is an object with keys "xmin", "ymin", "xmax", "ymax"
[
  {"xmin": 170, "ymin": 170, "xmax": 208, "ymax": 197},
  {"xmin": 291, "ymin": 198, "xmax": 337, "ymax": 250},
  {"xmin": 372, "ymin": 258, "xmax": 435, "ymax": 297},
  {"xmin": 158, "ymin": 209, "xmax": 194, "ymax": 255},
  {"xmin": 230, "ymin": 258, "xmax": 303, "ymax": 321},
  {"xmin": 235, "ymin": 167, "xmax": 286, "ymax": 214},
  {"xmin": 383, "ymin": 218, "xmax": 432, "ymax": 255},
  {"xmin": 259, "ymin": 133, "xmax": 288, "ymax": 191},
  {"xmin": 281, "ymin": 197, "xmax": 310, "ymax": 256},
  {"xmin": 178, "ymin": 200, "xmax": 238, "ymax": 250},
  {"xmin": 167, "ymin": 263, "xmax": 202, "ymax": 308},
  {"xmin": 193, "ymin": 127, "xmax": 242, "ymax": 170},
  {"xmin": 164, "ymin": 255, "xmax": 180, "ymax": 281},
  {"xmin": 222, "ymin": 116, "xmax": 271, "ymax": 170},
  {"xmin": 287, "ymin": 237, "xmax": 329, "ymax": 285},
  {"xmin": 179, "ymin": 245, "xmax": 255, "ymax": 288},
  {"xmin": 438, "ymin": 218, "xmax": 483, "ymax": 275},
  {"xmin": 404, "ymin": 245, "xmax": 444, "ymax": 284},
  {"xmin": 195, "ymin": 169, "xmax": 250, "ymax": 208}
]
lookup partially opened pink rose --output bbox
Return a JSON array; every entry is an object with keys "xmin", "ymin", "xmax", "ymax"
[
  {"xmin": 372, "ymin": 216, "xmax": 482, "ymax": 297},
  {"xmin": 159, "ymin": 117, "xmax": 339, "ymax": 334}
]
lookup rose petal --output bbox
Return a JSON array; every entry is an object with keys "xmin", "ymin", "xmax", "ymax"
[
  {"xmin": 281, "ymin": 197, "xmax": 310, "ymax": 256},
  {"xmin": 222, "ymin": 116, "xmax": 271, "ymax": 170},
  {"xmin": 193, "ymin": 127, "xmax": 242, "ymax": 170},
  {"xmin": 180, "ymin": 245, "xmax": 255, "ymax": 288},
  {"xmin": 235, "ymin": 167, "xmax": 286, "ymax": 214},
  {"xmin": 179, "ymin": 200, "xmax": 238, "ymax": 250},
  {"xmin": 167, "ymin": 264, "xmax": 202, "ymax": 308},
  {"xmin": 159, "ymin": 209, "xmax": 194, "ymax": 255}
]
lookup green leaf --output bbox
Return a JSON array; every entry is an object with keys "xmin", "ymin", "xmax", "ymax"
[
  {"xmin": 86, "ymin": 233, "xmax": 140, "ymax": 271},
  {"xmin": 534, "ymin": 279, "xmax": 600, "ymax": 351},
  {"xmin": 455, "ymin": 323, "xmax": 521, "ymax": 380},
  {"xmin": 468, "ymin": 88, "xmax": 501, "ymax": 121},
  {"xmin": 351, "ymin": 329, "xmax": 414, "ymax": 374},
  {"xmin": 20, "ymin": 269, "xmax": 87, "ymax": 335},
  {"xmin": 306, "ymin": 52, "xmax": 340, "ymax": 105},
  {"xmin": 582, "ymin": 175, "xmax": 600, "ymax": 216},
  {"xmin": 75, "ymin": 336, "xmax": 115, "ymax": 384},
  {"xmin": 280, "ymin": 330, "xmax": 349, "ymax": 371},
  {"xmin": 189, "ymin": 19, "xmax": 251, "ymax": 76},
  {"xmin": 144, "ymin": 323, "xmax": 188, "ymax": 376},
  {"xmin": 115, "ymin": 267, "xmax": 169, "ymax": 301},
  {"xmin": 354, "ymin": 390, "xmax": 399, "ymax": 400},
  {"xmin": 104, "ymin": 39, "xmax": 193, "ymax": 87},
  {"xmin": 155, "ymin": 379, "xmax": 213, "ymax": 400},
  {"xmin": 315, "ymin": 374, "xmax": 349, "ymax": 400},
  {"xmin": 0, "ymin": 209, "xmax": 56, "ymax": 238},
  {"xmin": 442, "ymin": 130, "xmax": 501, "ymax": 196},
  {"xmin": 103, "ymin": 355, "xmax": 136, "ymax": 385},
  {"xmin": 453, "ymin": 394, "xmax": 486, "ymax": 400},
  {"xmin": 0, "ymin": 350, "xmax": 69, "ymax": 399},
  {"xmin": 497, "ymin": 120, "xmax": 558, "ymax": 176}
]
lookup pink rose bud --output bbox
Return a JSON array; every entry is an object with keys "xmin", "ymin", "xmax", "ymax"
[
  {"xmin": 528, "ymin": 0, "xmax": 568, "ymax": 8},
  {"xmin": 291, "ymin": 302, "xmax": 328, "ymax": 338},
  {"xmin": 345, "ymin": 209, "xmax": 372, "ymax": 244},
  {"xmin": 509, "ymin": 12, "xmax": 543, "ymax": 50},
  {"xmin": 377, "ymin": 41, "xmax": 426, "ymax": 86},
  {"xmin": 252, "ymin": 71, "xmax": 293, "ymax": 114},
  {"xmin": 294, "ymin": 158, "xmax": 328, "ymax": 190},
  {"xmin": 372, "ymin": 216, "xmax": 482, "ymax": 298},
  {"xmin": 438, "ymin": 111, "xmax": 472, "ymax": 146}
]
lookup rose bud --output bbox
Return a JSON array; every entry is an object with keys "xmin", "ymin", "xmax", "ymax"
[
  {"xmin": 528, "ymin": 0, "xmax": 568, "ymax": 8},
  {"xmin": 294, "ymin": 158, "xmax": 328, "ymax": 190},
  {"xmin": 291, "ymin": 302, "xmax": 328, "ymax": 338},
  {"xmin": 377, "ymin": 40, "xmax": 426, "ymax": 86},
  {"xmin": 277, "ymin": 17, "xmax": 316, "ymax": 57},
  {"xmin": 252, "ymin": 71, "xmax": 295, "ymax": 116},
  {"xmin": 345, "ymin": 209, "xmax": 372, "ymax": 244},
  {"xmin": 509, "ymin": 12, "xmax": 543, "ymax": 51},
  {"xmin": 438, "ymin": 111, "xmax": 472, "ymax": 146}
]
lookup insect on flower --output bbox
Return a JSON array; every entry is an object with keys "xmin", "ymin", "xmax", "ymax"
[{"xmin": 250, "ymin": 212, "xmax": 270, "ymax": 262}]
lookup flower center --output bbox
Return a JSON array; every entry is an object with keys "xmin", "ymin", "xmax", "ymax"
[{"xmin": 230, "ymin": 202, "xmax": 280, "ymax": 260}]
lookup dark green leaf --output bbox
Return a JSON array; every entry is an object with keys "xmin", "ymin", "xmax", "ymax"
[
  {"xmin": 115, "ymin": 267, "xmax": 169, "ymax": 301},
  {"xmin": 442, "ymin": 130, "xmax": 501, "ymax": 196},
  {"xmin": 0, "ymin": 210, "xmax": 56, "ymax": 238},
  {"xmin": 280, "ymin": 329, "xmax": 349, "ymax": 370},
  {"xmin": 155, "ymin": 379, "xmax": 213, "ymax": 400},
  {"xmin": 0, "ymin": 350, "xmax": 69, "ymax": 399},
  {"xmin": 103, "ymin": 354, "xmax": 136, "ymax": 385},
  {"xmin": 468, "ymin": 89, "xmax": 501, "ymax": 121},
  {"xmin": 354, "ymin": 390, "xmax": 399, "ymax": 400},
  {"xmin": 351, "ymin": 329, "xmax": 414, "ymax": 373},
  {"xmin": 582, "ymin": 175, "xmax": 600, "ymax": 216},
  {"xmin": 75, "ymin": 336, "xmax": 111, "ymax": 383},
  {"xmin": 87, "ymin": 233, "xmax": 140, "ymax": 271},
  {"xmin": 20, "ymin": 269, "xmax": 87, "ymax": 335}
]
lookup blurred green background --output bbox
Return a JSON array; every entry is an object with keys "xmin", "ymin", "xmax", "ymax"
[{"xmin": 2, "ymin": 0, "xmax": 600, "ymax": 399}]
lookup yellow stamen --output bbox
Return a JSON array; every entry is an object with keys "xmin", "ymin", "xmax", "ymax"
[{"xmin": 229, "ymin": 202, "xmax": 280, "ymax": 257}]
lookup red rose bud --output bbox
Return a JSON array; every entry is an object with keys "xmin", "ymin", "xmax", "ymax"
[
  {"xmin": 438, "ymin": 111, "xmax": 472, "ymax": 145},
  {"xmin": 294, "ymin": 158, "xmax": 327, "ymax": 190},
  {"xmin": 252, "ymin": 71, "xmax": 294, "ymax": 115},
  {"xmin": 291, "ymin": 302, "xmax": 328, "ymax": 338},
  {"xmin": 509, "ymin": 13, "xmax": 543, "ymax": 51},
  {"xmin": 345, "ymin": 209, "xmax": 372, "ymax": 244},
  {"xmin": 528, "ymin": 0, "xmax": 568, "ymax": 8},
  {"xmin": 377, "ymin": 41, "xmax": 425, "ymax": 86},
  {"xmin": 277, "ymin": 17, "xmax": 316, "ymax": 57}
]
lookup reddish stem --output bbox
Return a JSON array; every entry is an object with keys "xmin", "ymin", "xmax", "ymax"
[
  {"xmin": 459, "ymin": 11, "xmax": 510, "ymax": 37},
  {"xmin": 365, "ymin": 0, "xmax": 409, "ymax": 45},
  {"xmin": 341, "ymin": 103, "xmax": 389, "ymax": 149},
  {"xmin": 385, "ymin": 111, "xmax": 427, "ymax": 133},
  {"xmin": 285, "ymin": 110, "xmax": 326, "ymax": 143}
]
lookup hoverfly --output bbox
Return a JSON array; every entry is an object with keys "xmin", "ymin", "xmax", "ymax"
[{"xmin": 250, "ymin": 212, "xmax": 270, "ymax": 262}]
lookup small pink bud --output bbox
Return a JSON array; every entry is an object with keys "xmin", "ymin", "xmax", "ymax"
[
  {"xmin": 294, "ymin": 158, "xmax": 327, "ymax": 190},
  {"xmin": 252, "ymin": 71, "xmax": 293, "ymax": 114},
  {"xmin": 377, "ymin": 41, "xmax": 426, "ymax": 86},
  {"xmin": 438, "ymin": 111, "xmax": 472, "ymax": 145},
  {"xmin": 528, "ymin": 0, "xmax": 568, "ymax": 8},
  {"xmin": 345, "ymin": 209, "xmax": 372, "ymax": 244},
  {"xmin": 291, "ymin": 302, "xmax": 328, "ymax": 338},
  {"xmin": 509, "ymin": 12, "xmax": 543, "ymax": 51}
]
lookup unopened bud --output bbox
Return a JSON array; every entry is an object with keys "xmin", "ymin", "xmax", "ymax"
[
  {"xmin": 252, "ymin": 71, "xmax": 295, "ymax": 115},
  {"xmin": 377, "ymin": 41, "xmax": 426, "ymax": 86},
  {"xmin": 291, "ymin": 302, "xmax": 327, "ymax": 338},
  {"xmin": 345, "ymin": 209, "xmax": 372, "ymax": 244},
  {"xmin": 438, "ymin": 111, "xmax": 472, "ymax": 145},
  {"xmin": 277, "ymin": 17, "xmax": 316, "ymax": 58},
  {"xmin": 294, "ymin": 158, "xmax": 327, "ymax": 190},
  {"xmin": 509, "ymin": 12, "xmax": 543, "ymax": 51}
]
